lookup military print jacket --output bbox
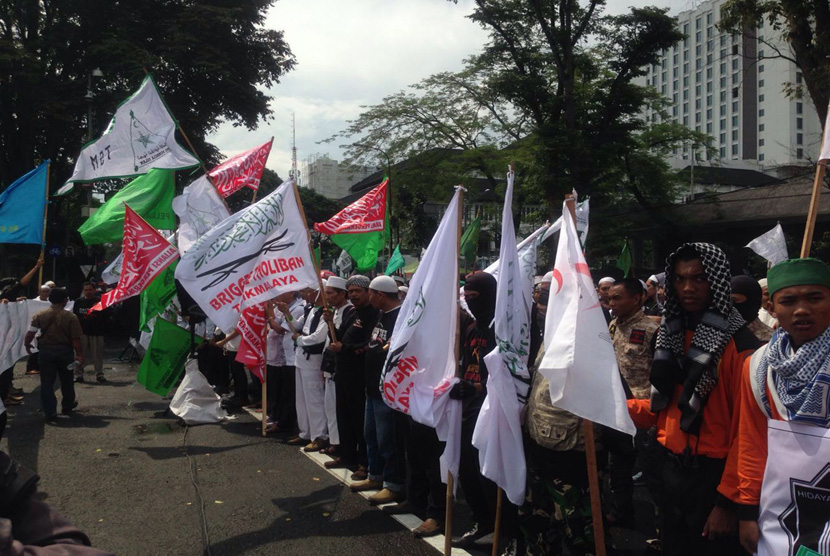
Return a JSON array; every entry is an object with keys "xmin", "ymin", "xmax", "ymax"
[{"xmin": 609, "ymin": 310, "xmax": 658, "ymax": 400}]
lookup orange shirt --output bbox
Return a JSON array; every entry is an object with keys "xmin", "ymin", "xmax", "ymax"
[{"xmin": 627, "ymin": 330, "xmax": 755, "ymax": 462}]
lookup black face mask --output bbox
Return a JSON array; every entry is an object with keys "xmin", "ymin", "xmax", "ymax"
[
  {"xmin": 464, "ymin": 272, "xmax": 497, "ymax": 327},
  {"xmin": 730, "ymin": 275, "xmax": 762, "ymax": 322}
]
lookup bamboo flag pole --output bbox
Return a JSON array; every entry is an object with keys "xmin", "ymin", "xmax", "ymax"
[
  {"xmin": 444, "ymin": 185, "xmax": 464, "ymax": 556},
  {"xmin": 565, "ymin": 194, "xmax": 607, "ymax": 556},
  {"xmin": 38, "ymin": 162, "xmax": 51, "ymax": 287},
  {"xmin": 292, "ymin": 181, "xmax": 337, "ymax": 341},
  {"xmin": 261, "ymin": 306, "xmax": 268, "ymax": 437},
  {"xmin": 175, "ymin": 124, "xmax": 233, "ymax": 215},
  {"xmin": 801, "ymin": 102, "xmax": 830, "ymax": 257},
  {"xmin": 491, "ymin": 488, "xmax": 505, "ymax": 556}
]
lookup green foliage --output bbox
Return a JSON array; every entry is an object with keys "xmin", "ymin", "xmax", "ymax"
[{"xmin": 0, "ymin": 0, "xmax": 295, "ymax": 187}]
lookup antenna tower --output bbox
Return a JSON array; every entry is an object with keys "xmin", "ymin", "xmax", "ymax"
[{"xmin": 291, "ymin": 112, "xmax": 299, "ymax": 184}]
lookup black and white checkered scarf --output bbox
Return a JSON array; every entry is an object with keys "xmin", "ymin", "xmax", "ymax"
[{"xmin": 650, "ymin": 243, "xmax": 746, "ymax": 434}]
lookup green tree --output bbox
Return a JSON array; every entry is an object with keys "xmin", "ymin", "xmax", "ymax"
[
  {"xmin": 0, "ymin": 0, "xmax": 295, "ymax": 186},
  {"xmin": 719, "ymin": 0, "xmax": 830, "ymax": 123}
]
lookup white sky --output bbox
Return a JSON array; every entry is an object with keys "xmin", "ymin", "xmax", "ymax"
[{"xmin": 207, "ymin": 0, "xmax": 692, "ymax": 178}]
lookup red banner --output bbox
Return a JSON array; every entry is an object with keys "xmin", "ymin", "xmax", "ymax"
[
  {"xmin": 313, "ymin": 178, "xmax": 387, "ymax": 235},
  {"xmin": 210, "ymin": 139, "xmax": 273, "ymax": 198},
  {"xmin": 93, "ymin": 204, "xmax": 179, "ymax": 311},
  {"xmin": 235, "ymin": 303, "xmax": 266, "ymax": 382}
]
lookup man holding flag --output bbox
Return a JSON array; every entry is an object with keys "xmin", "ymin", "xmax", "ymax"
[{"xmin": 627, "ymin": 243, "xmax": 760, "ymax": 555}]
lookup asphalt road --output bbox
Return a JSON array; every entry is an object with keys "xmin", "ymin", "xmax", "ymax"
[{"xmin": 4, "ymin": 344, "xmax": 442, "ymax": 556}]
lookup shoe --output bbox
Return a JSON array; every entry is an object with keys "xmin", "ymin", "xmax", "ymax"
[
  {"xmin": 368, "ymin": 488, "xmax": 405, "ymax": 506},
  {"xmin": 7, "ymin": 394, "xmax": 23, "ymax": 401},
  {"xmin": 303, "ymin": 440, "xmax": 328, "ymax": 453},
  {"xmin": 452, "ymin": 523, "xmax": 493, "ymax": 549},
  {"xmin": 383, "ymin": 500, "xmax": 422, "ymax": 516},
  {"xmin": 61, "ymin": 400, "xmax": 79, "ymax": 415},
  {"xmin": 25, "ymin": 369, "xmax": 39, "ymax": 375},
  {"xmin": 350, "ymin": 466, "xmax": 368, "ymax": 481},
  {"xmin": 413, "ymin": 518, "xmax": 442, "ymax": 538},
  {"xmin": 324, "ymin": 445, "xmax": 339, "ymax": 456},
  {"xmin": 350, "ymin": 479, "xmax": 382, "ymax": 492},
  {"xmin": 324, "ymin": 457, "xmax": 349, "ymax": 469},
  {"xmin": 45, "ymin": 415, "xmax": 59, "ymax": 424},
  {"xmin": 96, "ymin": 375, "xmax": 106, "ymax": 383},
  {"xmin": 3, "ymin": 397, "xmax": 22, "ymax": 406},
  {"xmin": 9, "ymin": 387, "xmax": 22, "ymax": 396},
  {"xmin": 286, "ymin": 436, "xmax": 308, "ymax": 446},
  {"xmin": 74, "ymin": 376, "xmax": 84, "ymax": 383}
]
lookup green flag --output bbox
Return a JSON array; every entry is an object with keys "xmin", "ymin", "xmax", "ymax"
[
  {"xmin": 137, "ymin": 318, "xmax": 200, "ymax": 396},
  {"xmin": 78, "ymin": 168, "xmax": 175, "ymax": 244},
  {"xmin": 460, "ymin": 215, "xmax": 481, "ymax": 267},
  {"xmin": 139, "ymin": 259, "xmax": 179, "ymax": 332},
  {"xmin": 616, "ymin": 240, "xmax": 632, "ymax": 277},
  {"xmin": 385, "ymin": 245, "xmax": 405, "ymax": 275}
]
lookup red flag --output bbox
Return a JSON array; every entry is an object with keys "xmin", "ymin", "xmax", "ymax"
[
  {"xmin": 313, "ymin": 178, "xmax": 387, "ymax": 235},
  {"xmin": 210, "ymin": 139, "xmax": 273, "ymax": 198},
  {"xmin": 92, "ymin": 204, "xmax": 179, "ymax": 311},
  {"xmin": 235, "ymin": 303, "xmax": 266, "ymax": 382}
]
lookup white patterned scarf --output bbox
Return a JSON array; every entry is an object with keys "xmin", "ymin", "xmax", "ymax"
[{"xmin": 755, "ymin": 326, "xmax": 830, "ymax": 427}]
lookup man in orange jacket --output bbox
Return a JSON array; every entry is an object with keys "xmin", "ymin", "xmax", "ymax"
[
  {"xmin": 627, "ymin": 243, "xmax": 760, "ymax": 555},
  {"xmin": 721, "ymin": 258, "xmax": 830, "ymax": 555}
]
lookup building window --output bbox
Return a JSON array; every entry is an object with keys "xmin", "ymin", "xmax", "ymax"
[
  {"xmin": 720, "ymin": 62, "xmax": 726, "ymax": 73},
  {"xmin": 759, "ymin": 94, "xmax": 764, "ymax": 102},
  {"xmin": 732, "ymin": 144, "xmax": 739, "ymax": 156},
  {"xmin": 759, "ymin": 138, "xmax": 765, "ymax": 146},
  {"xmin": 683, "ymin": 115, "xmax": 689, "ymax": 126},
  {"xmin": 797, "ymin": 118, "xmax": 803, "ymax": 130},
  {"xmin": 797, "ymin": 133, "xmax": 803, "ymax": 145},
  {"xmin": 720, "ymin": 118, "xmax": 726, "ymax": 130},
  {"xmin": 733, "ymin": 87, "xmax": 739, "ymax": 98},
  {"xmin": 684, "ymin": 76, "xmax": 689, "ymax": 87},
  {"xmin": 759, "ymin": 108, "xmax": 764, "ymax": 117},
  {"xmin": 684, "ymin": 90, "xmax": 689, "ymax": 101},
  {"xmin": 733, "ymin": 73, "xmax": 739, "ymax": 84},
  {"xmin": 696, "ymin": 99, "xmax": 701, "ymax": 110},
  {"xmin": 720, "ymin": 132, "xmax": 726, "ymax": 143},
  {"xmin": 720, "ymin": 76, "xmax": 726, "ymax": 88},
  {"xmin": 797, "ymin": 102, "xmax": 803, "ymax": 114},
  {"xmin": 707, "ymin": 67, "xmax": 713, "ymax": 79},
  {"xmin": 696, "ymin": 112, "xmax": 702, "ymax": 123},
  {"xmin": 707, "ymin": 82, "xmax": 713, "ymax": 93},
  {"xmin": 759, "ymin": 64, "xmax": 764, "ymax": 73},
  {"xmin": 673, "ymin": 106, "xmax": 678, "ymax": 116},
  {"xmin": 732, "ymin": 44, "xmax": 739, "ymax": 55},
  {"xmin": 707, "ymin": 108, "xmax": 712, "ymax": 119},
  {"xmin": 696, "ymin": 124, "xmax": 701, "ymax": 132},
  {"xmin": 759, "ymin": 153, "xmax": 765, "ymax": 161},
  {"xmin": 707, "ymin": 13, "xmax": 713, "ymax": 24},
  {"xmin": 720, "ymin": 146, "xmax": 726, "ymax": 157},
  {"xmin": 758, "ymin": 50, "xmax": 764, "ymax": 59},
  {"xmin": 684, "ymin": 62, "xmax": 689, "ymax": 73},
  {"xmin": 707, "ymin": 95, "xmax": 713, "ymax": 106},
  {"xmin": 696, "ymin": 84, "xmax": 701, "ymax": 96},
  {"xmin": 759, "ymin": 123, "xmax": 765, "ymax": 131},
  {"xmin": 696, "ymin": 71, "xmax": 703, "ymax": 82},
  {"xmin": 733, "ymin": 115, "xmax": 739, "ymax": 126},
  {"xmin": 732, "ymin": 130, "xmax": 739, "ymax": 141},
  {"xmin": 733, "ymin": 101, "xmax": 739, "ymax": 112},
  {"xmin": 674, "ymin": 53, "xmax": 679, "ymax": 64},
  {"xmin": 696, "ymin": 45, "xmax": 702, "ymax": 56},
  {"xmin": 707, "ymin": 122, "xmax": 713, "ymax": 133},
  {"xmin": 684, "ymin": 102, "xmax": 689, "ymax": 113},
  {"xmin": 674, "ymin": 79, "xmax": 679, "ymax": 90},
  {"xmin": 720, "ymin": 105, "xmax": 726, "ymax": 116},
  {"xmin": 721, "ymin": 35, "xmax": 727, "ymax": 46},
  {"xmin": 662, "ymin": 84, "xmax": 667, "ymax": 94},
  {"xmin": 732, "ymin": 58, "xmax": 739, "ymax": 70},
  {"xmin": 696, "ymin": 17, "xmax": 701, "ymax": 29},
  {"xmin": 798, "ymin": 148, "xmax": 804, "ymax": 159},
  {"xmin": 797, "ymin": 72, "xmax": 803, "ymax": 84},
  {"xmin": 684, "ymin": 49, "xmax": 689, "ymax": 61},
  {"xmin": 759, "ymin": 79, "xmax": 764, "ymax": 88},
  {"xmin": 674, "ymin": 67, "xmax": 679, "ymax": 78},
  {"xmin": 720, "ymin": 91, "xmax": 727, "ymax": 102},
  {"xmin": 696, "ymin": 31, "xmax": 702, "ymax": 42}
]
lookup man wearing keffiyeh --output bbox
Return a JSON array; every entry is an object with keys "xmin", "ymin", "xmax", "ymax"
[
  {"xmin": 627, "ymin": 243, "xmax": 760, "ymax": 556},
  {"xmin": 719, "ymin": 258, "xmax": 830, "ymax": 554}
]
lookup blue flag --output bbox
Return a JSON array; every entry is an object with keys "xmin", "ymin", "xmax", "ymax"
[{"xmin": 0, "ymin": 161, "xmax": 49, "ymax": 245}]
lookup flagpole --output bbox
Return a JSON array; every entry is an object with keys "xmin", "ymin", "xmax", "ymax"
[
  {"xmin": 174, "ymin": 123, "xmax": 233, "ymax": 215},
  {"xmin": 444, "ymin": 186, "xmax": 463, "ymax": 556},
  {"xmin": 801, "ymin": 163, "xmax": 826, "ymax": 257},
  {"xmin": 291, "ymin": 181, "xmax": 337, "ymax": 341},
  {"xmin": 565, "ymin": 194, "xmax": 607, "ymax": 556},
  {"xmin": 491, "ymin": 488, "xmax": 504, "ymax": 556},
  {"xmin": 38, "ymin": 162, "xmax": 51, "ymax": 287},
  {"xmin": 262, "ymin": 305, "xmax": 268, "ymax": 437}
]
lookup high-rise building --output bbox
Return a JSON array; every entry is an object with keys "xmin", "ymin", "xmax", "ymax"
[
  {"xmin": 636, "ymin": 0, "xmax": 822, "ymax": 173},
  {"xmin": 299, "ymin": 154, "xmax": 375, "ymax": 200}
]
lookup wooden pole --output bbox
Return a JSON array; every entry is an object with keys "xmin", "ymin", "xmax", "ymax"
[
  {"xmin": 491, "ymin": 488, "xmax": 504, "ymax": 556},
  {"xmin": 38, "ymin": 162, "xmax": 51, "ymax": 286},
  {"xmin": 175, "ymin": 123, "xmax": 233, "ymax": 215},
  {"xmin": 443, "ymin": 185, "xmax": 464, "ymax": 556},
  {"xmin": 565, "ymin": 194, "xmax": 606, "ymax": 556},
  {"xmin": 801, "ymin": 162, "xmax": 826, "ymax": 257},
  {"xmin": 261, "ymin": 309, "xmax": 268, "ymax": 437},
  {"xmin": 291, "ymin": 181, "xmax": 337, "ymax": 341}
]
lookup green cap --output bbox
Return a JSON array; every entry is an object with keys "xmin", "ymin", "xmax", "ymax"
[{"xmin": 767, "ymin": 258, "xmax": 830, "ymax": 298}]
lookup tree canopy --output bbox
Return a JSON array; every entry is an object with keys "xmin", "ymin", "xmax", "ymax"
[{"xmin": 0, "ymin": 0, "xmax": 295, "ymax": 186}]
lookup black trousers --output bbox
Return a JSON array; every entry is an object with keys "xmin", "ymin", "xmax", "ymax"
[
  {"xmin": 334, "ymin": 371, "xmax": 365, "ymax": 466},
  {"xmin": 0, "ymin": 368, "xmax": 12, "ymax": 399},
  {"xmin": 226, "ymin": 351, "xmax": 248, "ymax": 402},
  {"xmin": 656, "ymin": 446, "xmax": 747, "ymax": 556},
  {"xmin": 275, "ymin": 365, "xmax": 296, "ymax": 430},
  {"xmin": 406, "ymin": 419, "xmax": 446, "ymax": 521}
]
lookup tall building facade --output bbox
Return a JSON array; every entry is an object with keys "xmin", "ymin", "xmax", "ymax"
[
  {"xmin": 637, "ymin": 0, "xmax": 822, "ymax": 172},
  {"xmin": 299, "ymin": 154, "xmax": 375, "ymax": 199}
]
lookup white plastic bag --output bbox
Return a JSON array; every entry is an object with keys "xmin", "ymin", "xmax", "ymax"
[{"xmin": 169, "ymin": 359, "xmax": 230, "ymax": 425}]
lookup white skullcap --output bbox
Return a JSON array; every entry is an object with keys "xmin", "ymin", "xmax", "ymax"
[
  {"xmin": 369, "ymin": 275, "xmax": 399, "ymax": 294},
  {"xmin": 398, "ymin": 286, "xmax": 409, "ymax": 293},
  {"xmin": 44, "ymin": 281, "xmax": 56, "ymax": 288},
  {"xmin": 758, "ymin": 278, "xmax": 768, "ymax": 288},
  {"xmin": 598, "ymin": 276, "xmax": 615, "ymax": 285},
  {"xmin": 541, "ymin": 271, "xmax": 554, "ymax": 284},
  {"xmin": 326, "ymin": 276, "xmax": 347, "ymax": 290},
  {"xmin": 647, "ymin": 275, "xmax": 658, "ymax": 284},
  {"xmin": 639, "ymin": 279, "xmax": 648, "ymax": 291}
]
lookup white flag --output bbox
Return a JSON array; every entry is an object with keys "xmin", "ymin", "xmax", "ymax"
[
  {"xmin": 473, "ymin": 170, "xmax": 532, "ymax": 505},
  {"xmin": 746, "ymin": 223, "xmax": 788, "ymax": 265},
  {"xmin": 820, "ymin": 110, "xmax": 830, "ymax": 163},
  {"xmin": 483, "ymin": 222, "xmax": 549, "ymax": 278},
  {"xmin": 539, "ymin": 202, "xmax": 635, "ymax": 435},
  {"xmin": 336, "ymin": 249, "xmax": 353, "ymax": 276},
  {"xmin": 175, "ymin": 179, "xmax": 319, "ymax": 334},
  {"xmin": 101, "ymin": 253, "xmax": 123, "ymax": 285},
  {"xmin": 173, "ymin": 175, "xmax": 231, "ymax": 254},
  {"xmin": 382, "ymin": 188, "xmax": 463, "ymax": 485},
  {"xmin": 540, "ymin": 197, "xmax": 590, "ymax": 245},
  {"xmin": 57, "ymin": 75, "xmax": 199, "ymax": 195},
  {"xmin": 0, "ymin": 301, "xmax": 29, "ymax": 371}
]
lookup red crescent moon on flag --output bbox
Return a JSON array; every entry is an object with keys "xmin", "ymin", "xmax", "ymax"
[
  {"xmin": 575, "ymin": 262, "xmax": 592, "ymax": 277},
  {"xmin": 552, "ymin": 269, "xmax": 563, "ymax": 294}
]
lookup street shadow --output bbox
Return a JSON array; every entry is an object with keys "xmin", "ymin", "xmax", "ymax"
[
  {"xmin": 207, "ymin": 485, "xmax": 412, "ymax": 556},
  {"xmin": 50, "ymin": 413, "xmax": 126, "ymax": 429},
  {"xmin": 129, "ymin": 442, "xmax": 258, "ymax": 461}
]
